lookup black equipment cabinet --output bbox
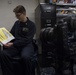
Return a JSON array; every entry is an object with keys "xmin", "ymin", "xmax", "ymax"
[
  {"xmin": 35, "ymin": 3, "xmax": 56, "ymax": 75},
  {"xmin": 35, "ymin": 3, "xmax": 56, "ymax": 40}
]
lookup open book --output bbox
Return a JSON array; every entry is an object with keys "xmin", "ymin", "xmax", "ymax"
[{"xmin": 0, "ymin": 27, "xmax": 15, "ymax": 44}]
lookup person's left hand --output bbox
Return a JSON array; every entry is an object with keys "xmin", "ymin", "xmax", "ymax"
[{"xmin": 4, "ymin": 42, "xmax": 13, "ymax": 48}]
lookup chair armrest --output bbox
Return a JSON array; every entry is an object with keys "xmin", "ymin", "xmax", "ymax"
[{"xmin": 0, "ymin": 42, "xmax": 3, "ymax": 51}]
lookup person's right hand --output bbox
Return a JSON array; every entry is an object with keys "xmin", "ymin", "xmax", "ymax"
[{"xmin": 4, "ymin": 42, "xmax": 13, "ymax": 48}]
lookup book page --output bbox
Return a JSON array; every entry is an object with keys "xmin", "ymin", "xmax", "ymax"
[{"xmin": 0, "ymin": 27, "xmax": 15, "ymax": 44}]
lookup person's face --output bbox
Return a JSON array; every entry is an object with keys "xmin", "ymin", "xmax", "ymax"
[{"xmin": 15, "ymin": 12, "xmax": 26, "ymax": 21}]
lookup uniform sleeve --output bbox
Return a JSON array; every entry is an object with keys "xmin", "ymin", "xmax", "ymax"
[{"xmin": 13, "ymin": 23, "xmax": 36, "ymax": 47}]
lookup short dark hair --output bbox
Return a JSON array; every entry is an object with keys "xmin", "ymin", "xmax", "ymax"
[{"xmin": 13, "ymin": 5, "xmax": 26, "ymax": 13}]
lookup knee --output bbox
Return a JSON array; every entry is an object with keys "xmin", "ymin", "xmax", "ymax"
[{"xmin": 21, "ymin": 54, "xmax": 31, "ymax": 61}]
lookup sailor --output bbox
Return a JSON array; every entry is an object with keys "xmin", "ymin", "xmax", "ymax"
[{"xmin": 0, "ymin": 5, "xmax": 36, "ymax": 75}]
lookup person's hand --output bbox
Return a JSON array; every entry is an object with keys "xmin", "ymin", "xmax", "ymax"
[{"xmin": 4, "ymin": 42, "xmax": 13, "ymax": 48}]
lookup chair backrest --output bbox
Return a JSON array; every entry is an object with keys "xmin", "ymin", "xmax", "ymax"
[
  {"xmin": 32, "ymin": 39, "xmax": 38, "ymax": 61},
  {"xmin": 32, "ymin": 39, "xmax": 38, "ymax": 53}
]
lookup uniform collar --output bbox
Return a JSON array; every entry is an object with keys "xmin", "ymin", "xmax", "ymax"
[{"xmin": 18, "ymin": 17, "xmax": 29, "ymax": 26}]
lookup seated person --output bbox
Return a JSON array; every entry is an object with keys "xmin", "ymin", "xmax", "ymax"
[{"xmin": 0, "ymin": 5, "xmax": 36, "ymax": 75}]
